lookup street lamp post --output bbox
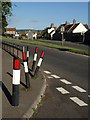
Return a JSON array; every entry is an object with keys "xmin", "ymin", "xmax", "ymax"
[
  {"xmin": 81, "ymin": 32, "xmax": 85, "ymax": 43},
  {"xmin": 60, "ymin": 26, "xmax": 65, "ymax": 46}
]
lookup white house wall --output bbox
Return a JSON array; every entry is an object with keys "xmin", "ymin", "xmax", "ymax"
[
  {"xmin": 73, "ymin": 23, "xmax": 88, "ymax": 33},
  {"xmin": 6, "ymin": 31, "xmax": 16, "ymax": 35},
  {"xmin": 48, "ymin": 28, "xmax": 55, "ymax": 33},
  {"xmin": 33, "ymin": 33, "xmax": 37, "ymax": 39},
  {"xmin": 51, "ymin": 31, "xmax": 55, "ymax": 38}
]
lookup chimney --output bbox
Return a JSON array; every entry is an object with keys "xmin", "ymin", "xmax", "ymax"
[
  {"xmin": 51, "ymin": 23, "xmax": 54, "ymax": 28},
  {"xmin": 65, "ymin": 21, "xmax": 69, "ymax": 25},
  {"xmin": 73, "ymin": 19, "xmax": 76, "ymax": 25}
]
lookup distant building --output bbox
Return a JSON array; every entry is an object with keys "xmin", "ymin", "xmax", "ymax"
[
  {"xmin": 16, "ymin": 29, "xmax": 38, "ymax": 40},
  {"xmin": 42, "ymin": 23, "xmax": 56, "ymax": 39},
  {"xmin": 5, "ymin": 28, "xmax": 16, "ymax": 37},
  {"xmin": 14, "ymin": 32, "xmax": 20, "ymax": 39},
  {"xmin": 53, "ymin": 19, "xmax": 89, "ymax": 42},
  {"xmin": 33, "ymin": 32, "xmax": 37, "ymax": 39}
]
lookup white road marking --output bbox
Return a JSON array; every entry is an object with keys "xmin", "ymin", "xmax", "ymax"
[
  {"xmin": 56, "ymin": 87, "xmax": 69, "ymax": 94},
  {"xmin": 44, "ymin": 71, "xmax": 51, "ymax": 74},
  {"xmin": 60, "ymin": 79, "xmax": 72, "ymax": 85},
  {"xmin": 47, "ymin": 76, "xmax": 53, "ymax": 79},
  {"xmin": 51, "ymin": 75, "xmax": 60, "ymax": 79},
  {"xmin": 70, "ymin": 97, "xmax": 88, "ymax": 106},
  {"xmin": 88, "ymin": 95, "xmax": 90, "ymax": 97},
  {"xmin": 72, "ymin": 86, "xmax": 86, "ymax": 93}
]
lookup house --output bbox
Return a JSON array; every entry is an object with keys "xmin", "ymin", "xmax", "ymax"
[
  {"xmin": 14, "ymin": 32, "xmax": 20, "ymax": 39},
  {"xmin": 19, "ymin": 32, "xmax": 28, "ymax": 39},
  {"xmin": 33, "ymin": 32, "xmax": 37, "ymax": 39},
  {"xmin": 42, "ymin": 23, "xmax": 56, "ymax": 39},
  {"xmin": 84, "ymin": 29, "xmax": 90, "ymax": 45},
  {"xmin": 16, "ymin": 29, "xmax": 38, "ymax": 40},
  {"xmin": 68, "ymin": 23, "xmax": 88, "ymax": 34},
  {"xmin": 53, "ymin": 19, "xmax": 89, "ymax": 42},
  {"xmin": 57, "ymin": 19, "xmax": 88, "ymax": 34},
  {"xmin": 26, "ymin": 31, "xmax": 37, "ymax": 40},
  {"xmin": 5, "ymin": 28, "xmax": 16, "ymax": 37}
]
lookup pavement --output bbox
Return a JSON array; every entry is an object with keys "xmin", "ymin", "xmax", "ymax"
[{"xmin": 1, "ymin": 47, "xmax": 47, "ymax": 119}]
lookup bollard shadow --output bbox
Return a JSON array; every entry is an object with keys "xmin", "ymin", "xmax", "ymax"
[
  {"xmin": 20, "ymin": 81, "xmax": 27, "ymax": 88},
  {"xmin": 0, "ymin": 81, "xmax": 12, "ymax": 105},
  {"xmin": 7, "ymin": 72, "xmax": 28, "ymax": 89},
  {"xmin": 7, "ymin": 72, "xmax": 13, "ymax": 77}
]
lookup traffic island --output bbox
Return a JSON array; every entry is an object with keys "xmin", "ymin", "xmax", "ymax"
[{"xmin": 2, "ymin": 49, "xmax": 47, "ymax": 119}]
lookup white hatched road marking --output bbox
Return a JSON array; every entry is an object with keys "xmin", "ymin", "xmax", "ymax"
[
  {"xmin": 72, "ymin": 86, "xmax": 86, "ymax": 93},
  {"xmin": 51, "ymin": 75, "xmax": 60, "ymax": 79},
  {"xmin": 60, "ymin": 79, "xmax": 72, "ymax": 85},
  {"xmin": 44, "ymin": 71, "xmax": 51, "ymax": 74},
  {"xmin": 70, "ymin": 97, "xmax": 88, "ymax": 106},
  {"xmin": 56, "ymin": 87, "xmax": 69, "ymax": 94},
  {"xmin": 88, "ymin": 95, "xmax": 90, "ymax": 97},
  {"xmin": 47, "ymin": 76, "xmax": 53, "ymax": 79}
]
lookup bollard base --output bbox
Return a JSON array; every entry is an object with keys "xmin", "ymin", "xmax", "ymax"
[
  {"xmin": 32, "ymin": 61, "xmax": 36, "ymax": 72},
  {"xmin": 12, "ymin": 85, "xmax": 19, "ymax": 106},
  {"xmin": 25, "ymin": 73, "xmax": 30, "ymax": 88},
  {"xmin": 34, "ymin": 66, "xmax": 40, "ymax": 77}
]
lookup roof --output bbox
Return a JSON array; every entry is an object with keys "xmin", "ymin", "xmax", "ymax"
[
  {"xmin": 85, "ymin": 29, "xmax": 90, "ymax": 33},
  {"xmin": 57, "ymin": 23, "xmax": 88, "ymax": 33},
  {"xmin": 84, "ymin": 24, "xmax": 89, "ymax": 29},
  {"xmin": 67, "ymin": 23, "xmax": 79, "ymax": 32},
  {"xmin": 6, "ymin": 28, "xmax": 16, "ymax": 31},
  {"xmin": 20, "ymin": 32, "xmax": 26, "ymax": 35}
]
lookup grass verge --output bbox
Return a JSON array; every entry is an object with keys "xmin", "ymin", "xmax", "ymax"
[{"xmin": 1, "ymin": 36, "xmax": 89, "ymax": 56}]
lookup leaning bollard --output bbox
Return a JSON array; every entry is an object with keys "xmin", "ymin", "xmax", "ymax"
[
  {"xmin": 22, "ymin": 48, "xmax": 30, "ymax": 88},
  {"xmin": 34, "ymin": 51, "xmax": 45, "ymax": 77},
  {"xmin": 32, "ymin": 47, "xmax": 38, "ymax": 72},
  {"xmin": 12, "ymin": 58, "xmax": 20, "ymax": 106},
  {"xmin": 23, "ymin": 46, "xmax": 25, "ymax": 52}
]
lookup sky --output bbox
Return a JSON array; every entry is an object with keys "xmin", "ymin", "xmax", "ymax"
[{"xmin": 7, "ymin": 2, "xmax": 89, "ymax": 30}]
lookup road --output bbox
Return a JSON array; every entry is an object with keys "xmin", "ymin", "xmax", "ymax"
[{"xmin": 2, "ymin": 40, "xmax": 89, "ymax": 118}]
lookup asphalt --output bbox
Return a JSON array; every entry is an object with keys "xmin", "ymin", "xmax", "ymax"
[
  {"xmin": 1, "ymin": 48, "xmax": 46, "ymax": 119},
  {"xmin": 1, "ymin": 40, "xmax": 89, "ymax": 119}
]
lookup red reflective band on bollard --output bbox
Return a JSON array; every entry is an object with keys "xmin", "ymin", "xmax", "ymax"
[
  {"xmin": 41, "ymin": 51, "xmax": 45, "ymax": 58},
  {"xmin": 22, "ymin": 52, "xmax": 26, "ymax": 61},
  {"xmin": 14, "ymin": 59, "xmax": 20, "ymax": 70},
  {"xmin": 35, "ymin": 47, "xmax": 38, "ymax": 53}
]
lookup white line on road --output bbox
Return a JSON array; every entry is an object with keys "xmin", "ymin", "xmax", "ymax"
[
  {"xmin": 70, "ymin": 97, "xmax": 88, "ymax": 107},
  {"xmin": 72, "ymin": 86, "xmax": 86, "ymax": 93},
  {"xmin": 88, "ymin": 95, "xmax": 90, "ymax": 97},
  {"xmin": 60, "ymin": 79, "xmax": 72, "ymax": 85},
  {"xmin": 47, "ymin": 76, "xmax": 53, "ymax": 79},
  {"xmin": 51, "ymin": 75, "xmax": 60, "ymax": 79},
  {"xmin": 56, "ymin": 87, "xmax": 69, "ymax": 94},
  {"xmin": 44, "ymin": 71, "xmax": 51, "ymax": 74}
]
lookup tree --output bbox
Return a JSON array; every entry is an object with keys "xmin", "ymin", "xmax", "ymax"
[{"xmin": 1, "ymin": 1, "xmax": 12, "ymax": 34}]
